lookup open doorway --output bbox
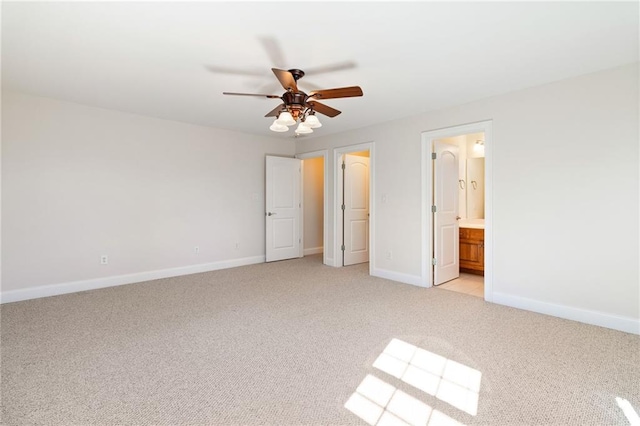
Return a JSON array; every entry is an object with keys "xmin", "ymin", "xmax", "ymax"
[
  {"xmin": 334, "ymin": 143, "xmax": 374, "ymax": 269},
  {"xmin": 297, "ymin": 150, "xmax": 329, "ymax": 265},
  {"xmin": 433, "ymin": 133, "xmax": 485, "ymax": 298},
  {"xmin": 421, "ymin": 121, "xmax": 493, "ymax": 302}
]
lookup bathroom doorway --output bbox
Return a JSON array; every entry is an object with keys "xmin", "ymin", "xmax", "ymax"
[
  {"xmin": 434, "ymin": 132, "xmax": 485, "ymax": 297},
  {"xmin": 421, "ymin": 121, "xmax": 493, "ymax": 301}
]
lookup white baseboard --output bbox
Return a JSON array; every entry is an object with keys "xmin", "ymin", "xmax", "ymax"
[
  {"xmin": 0, "ymin": 255, "xmax": 265, "ymax": 304},
  {"xmin": 493, "ymin": 292, "xmax": 640, "ymax": 335},
  {"xmin": 303, "ymin": 247, "xmax": 323, "ymax": 256},
  {"xmin": 372, "ymin": 267, "xmax": 425, "ymax": 288}
]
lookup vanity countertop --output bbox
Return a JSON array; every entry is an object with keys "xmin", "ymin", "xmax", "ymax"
[{"xmin": 459, "ymin": 219, "xmax": 485, "ymax": 229}]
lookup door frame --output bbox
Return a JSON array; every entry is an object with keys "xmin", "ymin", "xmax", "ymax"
[
  {"xmin": 296, "ymin": 149, "xmax": 329, "ymax": 266},
  {"xmin": 334, "ymin": 142, "xmax": 375, "ymax": 270},
  {"xmin": 421, "ymin": 121, "xmax": 493, "ymax": 301}
]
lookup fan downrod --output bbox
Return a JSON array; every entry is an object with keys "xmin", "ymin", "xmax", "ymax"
[{"xmin": 288, "ymin": 69, "xmax": 305, "ymax": 81}]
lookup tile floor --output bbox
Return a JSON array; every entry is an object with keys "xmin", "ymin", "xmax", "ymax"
[{"xmin": 437, "ymin": 273, "xmax": 484, "ymax": 298}]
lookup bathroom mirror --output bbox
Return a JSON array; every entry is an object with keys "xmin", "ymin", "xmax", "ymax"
[
  {"xmin": 465, "ymin": 158, "xmax": 485, "ymax": 219},
  {"xmin": 437, "ymin": 133, "xmax": 485, "ymax": 221}
]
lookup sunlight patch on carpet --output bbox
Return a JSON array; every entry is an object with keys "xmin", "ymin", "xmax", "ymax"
[
  {"xmin": 345, "ymin": 338, "xmax": 481, "ymax": 425},
  {"xmin": 616, "ymin": 397, "xmax": 640, "ymax": 426}
]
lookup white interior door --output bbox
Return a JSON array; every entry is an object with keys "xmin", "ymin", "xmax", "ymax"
[
  {"xmin": 343, "ymin": 154, "xmax": 370, "ymax": 266},
  {"xmin": 433, "ymin": 142, "xmax": 459, "ymax": 284},
  {"xmin": 266, "ymin": 156, "xmax": 302, "ymax": 262}
]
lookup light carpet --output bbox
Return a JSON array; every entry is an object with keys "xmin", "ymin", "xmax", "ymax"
[{"xmin": 1, "ymin": 255, "xmax": 639, "ymax": 425}]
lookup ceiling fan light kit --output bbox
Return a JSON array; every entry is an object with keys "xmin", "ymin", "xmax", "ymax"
[
  {"xmin": 304, "ymin": 113, "xmax": 322, "ymax": 129},
  {"xmin": 295, "ymin": 122, "xmax": 313, "ymax": 135},
  {"xmin": 223, "ymin": 67, "xmax": 363, "ymax": 135},
  {"xmin": 269, "ymin": 120, "xmax": 289, "ymax": 132},
  {"xmin": 275, "ymin": 111, "xmax": 296, "ymax": 126}
]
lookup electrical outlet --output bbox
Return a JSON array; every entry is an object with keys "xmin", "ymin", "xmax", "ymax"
[
  {"xmin": 194, "ymin": 246, "xmax": 200, "ymax": 254},
  {"xmin": 385, "ymin": 250, "xmax": 392, "ymax": 260},
  {"xmin": 101, "ymin": 255, "xmax": 108, "ymax": 265},
  {"xmin": 235, "ymin": 242, "xmax": 240, "ymax": 250}
]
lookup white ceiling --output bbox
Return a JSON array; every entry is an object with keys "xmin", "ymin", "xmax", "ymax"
[{"xmin": 2, "ymin": 2, "xmax": 638, "ymax": 139}]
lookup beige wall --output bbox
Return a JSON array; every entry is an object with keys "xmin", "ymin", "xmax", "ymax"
[
  {"xmin": 303, "ymin": 157, "xmax": 324, "ymax": 253},
  {"xmin": 465, "ymin": 133, "xmax": 485, "ymax": 159},
  {"xmin": 2, "ymin": 64, "xmax": 638, "ymax": 333},
  {"xmin": 295, "ymin": 63, "xmax": 639, "ymax": 333},
  {"xmin": 1, "ymin": 91, "xmax": 294, "ymax": 295},
  {"xmin": 350, "ymin": 150, "xmax": 370, "ymax": 158}
]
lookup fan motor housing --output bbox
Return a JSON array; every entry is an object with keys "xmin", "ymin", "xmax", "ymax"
[{"xmin": 282, "ymin": 91, "xmax": 308, "ymax": 108}]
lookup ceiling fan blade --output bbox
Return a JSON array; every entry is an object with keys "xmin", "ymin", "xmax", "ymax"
[
  {"xmin": 297, "ymin": 80, "xmax": 324, "ymax": 92},
  {"xmin": 255, "ymin": 80, "xmax": 283, "ymax": 96},
  {"xmin": 258, "ymin": 36, "xmax": 286, "ymax": 68},
  {"xmin": 272, "ymin": 68, "xmax": 298, "ymax": 92},
  {"xmin": 257, "ymin": 77, "xmax": 323, "ymax": 95},
  {"xmin": 309, "ymin": 86, "xmax": 363, "ymax": 100},
  {"xmin": 304, "ymin": 61, "xmax": 357, "ymax": 76},
  {"xmin": 205, "ymin": 65, "xmax": 264, "ymax": 77},
  {"xmin": 265, "ymin": 104, "xmax": 285, "ymax": 117},
  {"xmin": 223, "ymin": 92, "xmax": 281, "ymax": 99},
  {"xmin": 307, "ymin": 101, "xmax": 341, "ymax": 118}
]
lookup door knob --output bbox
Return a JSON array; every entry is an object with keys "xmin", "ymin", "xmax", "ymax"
[
  {"xmin": 456, "ymin": 216, "xmax": 461, "ymax": 220},
  {"xmin": 267, "ymin": 212, "xmax": 277, "ymax": 216}
]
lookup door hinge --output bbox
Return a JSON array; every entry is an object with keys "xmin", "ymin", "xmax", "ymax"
[
  {"xmin": 432, "ymin": 152, "xmax": 436, "ymax": 160},
  {"xmin": 341, "ymin": 204, "xmax": 346, "ymax": 211},
  {"xmin": 432, "ymin": 205, "xmax": 437, "ymax": 213},
  {"xmin": 342, "ymin": 162, "xmax": 346, "ymax": 170},
  {"xmin": 432, "ymin": 258, "xmax": 437, "ymax": 266},
  {"xmin": 341, "ymin": 245, "xmax": 346, "ymax": 251}
]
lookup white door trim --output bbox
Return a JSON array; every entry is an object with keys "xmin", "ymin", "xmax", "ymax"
[
  {"xmin": 296, "ymin": 149, "xmax": 329, "ymax": 266},
  {"xmin": 333, "ymin": 142, "xmax": 375, "ymax": 272},
  {"xmin": 421, "ymin": 121, "xmax": 493, "ymax": 301}
]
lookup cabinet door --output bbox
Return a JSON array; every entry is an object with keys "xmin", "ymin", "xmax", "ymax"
[{"xmin": 460, "ymin": 241, "xmax": 480, "ymax": 264}]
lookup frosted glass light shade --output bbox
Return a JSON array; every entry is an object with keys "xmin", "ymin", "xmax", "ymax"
[
  {"xmin": 304, "ymin": 114, "xmax": 322, "ymax": 128},
  {"xmin": 275, "ymin": 111, "xmax": 296, "ymax": 126},
  {"xmin": 269, "ymin": 120, "xmax": 289, "ymax": 132},
  {"xmin": 295, "ymin": 123, "xmax": 313, "ymax": 134}
]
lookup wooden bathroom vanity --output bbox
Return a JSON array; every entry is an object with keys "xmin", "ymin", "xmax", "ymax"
[{"xmin": 459, "ymin": 227, "xmax": 484, "ymax": 275}]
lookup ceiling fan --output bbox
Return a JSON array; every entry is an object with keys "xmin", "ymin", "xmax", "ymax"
[
  {"xmin": 207, "ymin": 35, "xmax": 357, "ymax": 94},
  {"xmin": 223, "ymin": 67, "xmax": 363, "ymax": 135}
]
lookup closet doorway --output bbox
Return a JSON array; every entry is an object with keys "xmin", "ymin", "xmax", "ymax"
[
  {"xmin": 334, "ymin": 143, "xmax": 375, "ymax": 269},
  {"xmin": 297, "ymin": 150, "xmax": 329, "ymax": 265},
  {"xmin": 340, "ymin": 151, "xmax": 370, "ymax": 266}
]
